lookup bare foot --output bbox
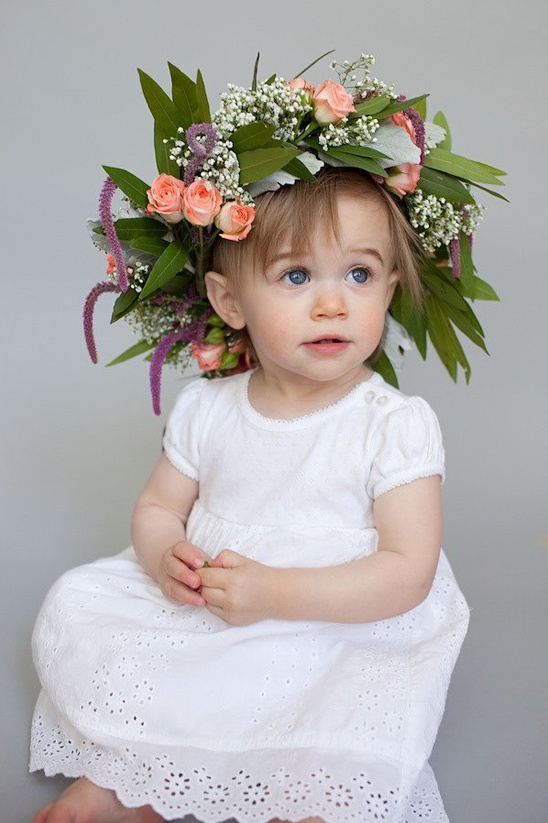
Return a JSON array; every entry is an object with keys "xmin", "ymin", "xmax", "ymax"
[{"xmin": 31, "ymin": 777, "xmax": 164, "ymax": 823}]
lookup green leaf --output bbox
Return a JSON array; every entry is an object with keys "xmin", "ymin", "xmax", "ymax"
[
  {"xmin": 102, "ymin": 166, "xmax": 150, "ymax": 209},
  {"xmin": 353, "ymin": 95, "xmax": 391, "ymax": 116},
  {"xmin": 138, "ymin": 68, "xmax": 181, "ymax": 137},
  {"xmin": 168, "ymin": 62, "xmax": 196, "ymax": 129},
  {"xmin": 443, "ymin": 303, "xmax": 487, "ymax": 352},
  {"xmin": 425, "ymin": 294, "xmax": 470, "ymax": 382},
  {"xmin": 251, "ymin": 52, "xmax": 260, "ymax": 91},
  {"xmin": 139, "ymin": 241, "xmax": 189, "ymax": 300},
  {"xmin": 231, "ymin": 122, "xmax": 277, "ymax": 153},
  {"xmin": 414, "ymin": 97, "xmax": 427, "ymax": 120},
  {"xmin": 417, "ymin": 166, "xmax": 476, "ymax": 205},
  {"xmin": 421, "ymin": 257, "xmax": 472, "ymax": 311},
  {"xmin": 467, "ymin": 180, "xmax": 510, "ymax": 202},
  {"xmin": 106, "ymin": 339, "xmax": 156, "ymax": 366},
  {"xmin": 205, "ymin": 327, "xmax": 226, "ymax": 344},
  {"xmin": 283, "ymin": 156, "xmax": 317, "ymax": 182},
  {"xmin": 390, "ymin": 289, "xmax": 427, "ymax": 358},
  {"xmin": 373, "ymin": 350, "xmax": 399, "ymax": 388},
  {"xmin": 195, "ymin": 69, "xmax": 211, "ymax": 122},
  {"xmin": 111, "ymin": 217, "xmax": 167, "ymax": 241},
  {"xmin": 424, "ymin": 147, "xmax": 506, "ymax": 185},
  {"xmin": 319, "ymin": 147, "xmax": 387, "ymax": 177},
  {"xmin": 130, "ymin": 236, "xmax": 169, "ymax": 256},
  {"xmin": 110, "ymin": 288, "xmax": 139, "ymax": 323},
  {"xmin": 154, "ymin": 123, "xmax": 180, "ymax": 176},
  {"xmin": 293, "ymin": 49, "xmax": 335, "ymax": 78},
  {"xmin": 330, "ymin": 144, "xmax": 391, "ymax": 160},
  {"xmin": 432, "ymin": 110, "xmax": 451, "ymax": 150},
  {"xmin": 264, "ymin": 73, "xmax": 276, "ymax": 85},
  {"xmin": 377, "ymin": 94, "xmax": 429, "ymax": 119},
  {"xmin": 238, "ymin": 146, "xmax": 300, "ymax": 185},
  {"xmin": 470, "ymin": 275, "xmax": 500, "ymax": 301},
  {"xmin": 458, "ymin": 233, "xmax": 475, "ymax": 296}
]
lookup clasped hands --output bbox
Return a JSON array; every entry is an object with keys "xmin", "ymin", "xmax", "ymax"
[{"xmin": 157, "ymin": 540, "xmax": 281, "ymax": 626}]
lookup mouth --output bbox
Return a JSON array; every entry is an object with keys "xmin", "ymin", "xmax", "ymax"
[
  {"xmin": 303, "ymin": 336, "xmax": 350, "ymax": 354},
  {"xmin": 306, "ymin": 335, "xmax": 350, "ymax": 344}
]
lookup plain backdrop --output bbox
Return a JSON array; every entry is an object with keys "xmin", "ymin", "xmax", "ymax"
[{"xmin": 1, "ymin": 1, "xmax": 547, "ymax": 821}]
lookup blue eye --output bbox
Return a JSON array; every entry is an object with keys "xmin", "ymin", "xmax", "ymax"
[
  {"xmin": 345, "ymin": 267, "xmax": 371, "ymax": 284},
  {"xmin": 282, "ymin": 269, "xmax": 309, "ymax": 285}
]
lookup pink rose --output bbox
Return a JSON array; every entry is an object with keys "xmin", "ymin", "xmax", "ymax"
[
  {"xmin": 191, "ymin": 340, "xmax": 225, "ymax": 371},
  {"xmin": 389, "ymin": 112, "xmax": 417, "ymax": 145},
  {"xmin": 215, "ymin": 202, "xmax": 255, "ymax": 241},
  {"xmin": 288, "ymin": 77, "xmax": 315, "ymax": 92},
  {"xmin": 146, "ymin": 173, "xmax": 186, "ymax": 223},
  {"xmin": 105, "ymin": 253, "xmax": 116, "ymax": 274},
  {"xmin": 183, "ymin": 180, "xmax": 222, "ymax": 227},
  {"xmin": 384, "ymin": 163, "xmax": 422, "ymax": 198},
  {"xmin": 313, "ymin": 80, "xmax": 356, "ymax": 125}
]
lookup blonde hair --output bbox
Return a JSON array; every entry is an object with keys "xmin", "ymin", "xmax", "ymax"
[{"xmin": 211, "ymin": 166, "xmax": 424, "ymax": 306}]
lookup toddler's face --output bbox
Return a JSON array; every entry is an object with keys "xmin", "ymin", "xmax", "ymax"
[{"xmin": 220, "ymin": 193, "xmax": 399, "ymax": 388}]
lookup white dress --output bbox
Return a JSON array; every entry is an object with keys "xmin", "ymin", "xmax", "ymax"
[{"xmin": 30, "ymin": 369, "xmax": 470, "ymax": 823}]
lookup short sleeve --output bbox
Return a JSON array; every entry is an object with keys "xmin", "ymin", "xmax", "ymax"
[
  {"xmin": 162, "ymin": 378, "xmax": 205, "ymax": 480},
  {"xmin": 366, "ymin": 396, "xmax": 445, "ymax": 499}
]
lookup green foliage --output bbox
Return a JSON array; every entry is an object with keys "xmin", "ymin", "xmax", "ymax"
[
  {"xmin": 102, "ymin": 166, "xmax": 150, "ymax": 209},
  {"xmin": 373, "ymin": 350, "xmax": 399, "ymax": 387},
  {"xmin": 110, "ymin": 288, "xmax": 139, "ymax": 323},
  {"xmin": 238, "ymin": 146, "xmax": 300, "ymax": 185},
  {"xmin": 130, "ymin": 236, "xmax": 169, "ymax": 256},
  {"xmin": 154, "ymin": 123, "xmax": 180, "ymax": 176},
  {"xmin": 195, "ymin": 69, "xmax": 211, "ymax": 122},
  {"xmin": 139, "ymin": 241, "xmax": 189, "ymax": 301},
  {"xmin": 138, "ymin": 68, "xmax": 181, "ymax": 137},
  {"xmin": 231, "ymin": 122, "xmax": 277, "ymax": 153},
  {"xmin": 424, "ymin": 147, "xmax": 506, "ymax": 186},
  {"xmin": 109, "ymin": 217, "xmax": 167, "ymax": 241},
  {"xmin": 376, "ymin": 94, "xmax": 429, "ymax": 119},
  {"xmin": 432, "ymin": 111, "xmax": 451, "ymax": 150},
  {"xmin": 417, "ymin": 167, "xmax": 476, "ymax": 205},
  {"xmin": 106, "ymin": 339, "xmax": 155, "ymax": 366},
  {"xmin": 168, "ymin": 63, "xmax": 197, "ymax": 128}
]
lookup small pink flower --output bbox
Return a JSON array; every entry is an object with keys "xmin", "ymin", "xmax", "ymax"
[
  {"xmin": 215, "ymin": 201, "xmax": 255, "ymax": 241},
  {"xmin": 288, "ymin": 77, "xmax": 315, "ymax": 93},
  {"xmin": 105, "ymin": 253, "xmax": 116, "ymax": 274},
  {"xmin": 384, "ymin": 163, "xmax": 422, "ymax": 198},
  {"xmin": 313, "ymin": 79, "xmax": 356, "ymax": 125},
  {"xmin": 390, "ymin": 112, "xmax": 417, "ymax": 145},
  {"xmin": 191, "ymin": 340, "xmax": 225, "ymax": 370},
  {"xmin": 183, "ymin": 180, "xmax": 222, "ymax": 227},
  {"xmin": 146, "ymin": 173, "xmax": 186, "ymax": 224}
]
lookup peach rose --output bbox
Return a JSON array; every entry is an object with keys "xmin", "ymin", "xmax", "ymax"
[
  {"xmin": 183, "ymin": 180, "xmax": 222, "ymax": 227},
  {"xmin": 313, "ymin": 80, "xmax": 356, "ymax": 125},
  {"xmin": 214, "ymin": 201, "xmax": 255, "ymax": 241},
  {"xmin": 390, "ymin": 112, "xmax": 417, "ymax": 145},
  {"xmin": 191, "ymin": 340, "xmax": 225, "ymax": 370},
  {"xmin": 105, "ymin": 253, "xmax": 116, "ymax": 274},
  {"xmin": 384, "ymin": 163, "xmax": 422, "ymax": 198},
  {"xmin": 288, "ymin": 77, "xmax": 315, "ymax": 92},
  {"xmin": 146, "ymin": 173, "xmax": 186, "ymax": 223}
]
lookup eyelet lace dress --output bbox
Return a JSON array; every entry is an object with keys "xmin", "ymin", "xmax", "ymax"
[{"xmin": 30, "ymin": 370, "xmax": 469, "ymax": 822}]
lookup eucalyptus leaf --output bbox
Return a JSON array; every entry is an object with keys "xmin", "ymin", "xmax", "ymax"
[
  {"xmin": 138, "ymin": 68, "xmax": 181, "ymax": 138},
  {"xmin": 195, "ymin": 69, "xmax": 211, "ymax": 122},
  {"xmin": 102, "ymin": 166, "xmax": 150, "ymax": 209},
  {"xmin": 139, "ymin": 241, "xmax": 189, "ymax": 301},
  {"xmin": 432, "ymin": 111, "xmax": 451, "ymax": 150},
  {"xmin": 111, "ymin": 217, "xmax": 167, "ymax": 241},
  {"xmin": 417, "ymin": 167, "xmax": 476, "ymax": 205},
  {"xmin": 154, "ymin": 123, "xmax": 181, "ymax": 176},
  {"xmin": 376, "ymin": 94, "xmax": 429, "ymax": 119},
  {"xmin": 106, "ymin": 339, "xmax": 156, "ymax": 366},
  {"xmin": 130, "ymin": 236, "xmax": 169, "ymax": 256},
  {"xmin": 231, "ymin": 122, "xmax": 277, "ymax": 153},
  {"xmin": 110, "ymin": 288, "xmax": 139, "ymax": 323},
  {"xmin": 424, "ymin": 147, "xmax": 505, "ymax": 185},
  {"xmin": 238, "ymin": 146, "xmax": 300, "ymax": 185},
  {"xmin": 168, "ymin": 62, "xmax": 196, "ymax": 129}
]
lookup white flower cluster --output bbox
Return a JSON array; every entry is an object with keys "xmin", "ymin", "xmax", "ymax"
[
  {"xmin": 330, "ymin": 54, "xmax": 397, "ymax": 99},
  {"xmin": 213, "ymin": 77, "xmax": 313, "ymax": 141},
  {"xmin": 125, "ymin": 301, "xmax": 192, "ymax": 371},
  {"xmin": 318, "ymin": 115, "xmax": 380, "ymax": 149},
  {"xmin": 405, "ymin": 190, "xmax": 485, "ymax": 252},
  {"xmin": 170, "ymin": 137, "xmax": 253, "ymax": 204},
  {"xmin": 107, "ymin": 259, "xmax": 150, "ymax": 294}
]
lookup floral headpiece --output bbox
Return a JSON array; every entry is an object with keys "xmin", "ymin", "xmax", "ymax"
[{"xmin": 85, "ymin": 52, "xmax": 506, "ymax": 414}]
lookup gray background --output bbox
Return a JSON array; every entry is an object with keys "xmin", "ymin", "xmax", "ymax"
[{"xmin": 1, "ymin": 0, "xmax": 547, "ymax": 821}]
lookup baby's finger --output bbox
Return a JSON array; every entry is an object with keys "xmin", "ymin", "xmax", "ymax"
[
  {"xmin": 165, "ymin": 556, "xmax": 202, "ymax": 590},
  {"xmin": 163, "ymin": 576, "xmax": 206, "ymax": 607},
  {"xmin": 172, "ymin": 541, "xmax": 213, "ymax": 571}
]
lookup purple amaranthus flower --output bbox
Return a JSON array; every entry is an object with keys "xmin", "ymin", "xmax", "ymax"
[
  {"xmin": 183, "ymin": 123, "xmax": 219, "ymax": 185},
  {"xmin": 83, "ymin": 281, "xmax": 120, "ymax": 362},
  {"xmin": 150, "ymin": 322, "xmax": 202, "ymax": 416},
  {"xmin": 449, "ymin": 237, "xmax": 461, "ymax": 279},
  {"xmin": 99, "ymin": 177, "xmax": 129, "ymax": 292}
]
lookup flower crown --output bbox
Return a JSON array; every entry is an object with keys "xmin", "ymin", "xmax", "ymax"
[{"xmin": 85, "ymin": 52, "xmax": 506, "ymax": 414}]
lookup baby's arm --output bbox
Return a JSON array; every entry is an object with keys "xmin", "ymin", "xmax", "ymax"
[
  {"xmin": 131, "ymin": 453, "xmax": 212, "ymax": 606},
  {"xmin": 271, "ymin": 474, "xmax": 442, "ymax": 623}
]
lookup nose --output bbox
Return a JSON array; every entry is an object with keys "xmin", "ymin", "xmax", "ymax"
[{"xmin": 311, "ymin": 285, "xmax": 349, "ymax": 320}]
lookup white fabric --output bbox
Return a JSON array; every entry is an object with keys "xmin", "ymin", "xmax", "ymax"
[{"xmin": 30, "ymin": 370, "xmax": 469, "ymax": 822}]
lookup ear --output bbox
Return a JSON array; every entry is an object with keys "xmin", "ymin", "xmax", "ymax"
[
  {"xmin": 385, "ymin": 268, "xmax": 400, "ymax": 309},
  {"xmin": 204, "ymin": 270, "xmax": 246, "ymax": 330}
]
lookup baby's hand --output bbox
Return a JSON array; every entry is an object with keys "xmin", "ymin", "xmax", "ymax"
[{"xmin": 157, "ymin": 541, "xmax": 213, "ymax": 607}]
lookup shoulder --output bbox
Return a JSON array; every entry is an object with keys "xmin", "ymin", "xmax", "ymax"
[
  {"xmin": 167, "ymin": 370, "xmax": 249, "ymax": 419},
  {"xmin": 360, "ymin": 373, "xmax": 442, "ymax": 435}
]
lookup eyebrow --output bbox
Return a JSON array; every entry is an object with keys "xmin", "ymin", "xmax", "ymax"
[{"xmin": 268, "ymin": 247, "xmax": 386, "ymax": 266}]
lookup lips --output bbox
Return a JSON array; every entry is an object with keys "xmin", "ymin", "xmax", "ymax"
[
  {"xmin": 306, "ymin": 335, "xmax": 349, "ymax": 344},
  {"xmin": 303, "ymin": 336, "xmax": 350, "ymax": 354}
]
